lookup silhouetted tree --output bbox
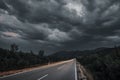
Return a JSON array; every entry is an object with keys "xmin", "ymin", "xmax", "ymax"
[
  {"xmin": 30, "ymin": 50, "xmax": 34, "ymax": 55},
  {"xmin": 10, "ymin": 43, "xmax": 19, "ymax": 53},
  {"xmin": 114, "ymin": 45, "xmax": 120, "ymax": 57},
  {"xmin": 38, "ymin": 50, "xmax": 44, "ymax": 58}
]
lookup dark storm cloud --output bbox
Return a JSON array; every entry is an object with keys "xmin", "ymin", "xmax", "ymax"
[
  {"xmin": 0, "ymin": 0, "xmax": 8, "ymax": 10},
  {"xmin": 0, "ymin": 0, "xmax": 120, "ymax": 54}
]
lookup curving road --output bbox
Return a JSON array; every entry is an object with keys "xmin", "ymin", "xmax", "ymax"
[{"xmin": 0, "ymin": 59, "xmax": 77, "ymax": 80}]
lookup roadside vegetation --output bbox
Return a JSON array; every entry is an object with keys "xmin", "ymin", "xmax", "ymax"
[
  {"xmin": 77, "ymin": 46, "xmax": 120, "ymax": 80},
  {"xmin": 0, "ymin": 43, "xmax": 48, "ymax": 72}
]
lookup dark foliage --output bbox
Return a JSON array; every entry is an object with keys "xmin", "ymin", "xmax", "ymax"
[
  {"xmin": 0, "ymin": 47, "xmax": 48, "ymax": 72},
  {"xmin": 77, "ymin": 46, "xmax": 120, "ymax": 80}
]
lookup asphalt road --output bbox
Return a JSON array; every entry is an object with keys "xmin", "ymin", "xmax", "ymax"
[{"xmin": 0, "ymin": 59, "xmax": 77, "ymax": 80}]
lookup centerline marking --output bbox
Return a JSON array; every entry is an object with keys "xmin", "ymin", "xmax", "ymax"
[
  {"xmin": 57, "ymin": 64, "xmax": 65, "ymax": 70},
  {"xmin": 37, "ymin": 74, "xmax": 48, "ymax": 80}
]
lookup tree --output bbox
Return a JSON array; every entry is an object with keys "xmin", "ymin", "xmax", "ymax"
[
  {"xmin": 30, "ymin": 50, "xmax": 34, "ymax": 55},
  {"xmin": 38, "ymin": 50, "xmax": 44, "ymax": 58},
  {"xmin": 114, "ymin": 45, "xmax": 120, "ymax": 57},
  {"xmin": 10, "ymin": 43, "xmax": 19, "ymax": 53}
]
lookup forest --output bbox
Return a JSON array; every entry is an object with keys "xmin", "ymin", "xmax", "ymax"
[{"xmin": 0, "ymin": 44, "xmax": 48, "ymax": 71}]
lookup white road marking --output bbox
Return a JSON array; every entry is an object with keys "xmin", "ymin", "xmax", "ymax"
[
  {"xmin": 75, "ymin": 59, "xmax": 78, "ymax": 80},
  {"xmin": 37, "ymin": 74, "xmax": 48, "ymax": 80},
  {"xmin": 57, "ymin": 64, "xmax": 65, "ymax": 70}
]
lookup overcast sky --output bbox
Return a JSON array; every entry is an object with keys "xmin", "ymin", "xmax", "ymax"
[{"xmin": 0, "ymin": 0, "xmax": 120, "ymax": 54}]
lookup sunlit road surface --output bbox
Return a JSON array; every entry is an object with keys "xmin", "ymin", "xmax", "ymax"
[{"xmin": 0, "ymin": 59, "xmax": 77, "ymax": 80}]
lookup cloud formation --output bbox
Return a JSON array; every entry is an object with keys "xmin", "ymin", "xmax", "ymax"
[{"xmin": 0, "ymin": 0, "xmax": 120, "ymax": 54}]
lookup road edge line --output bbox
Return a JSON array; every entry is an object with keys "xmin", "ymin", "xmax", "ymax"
[{"xmin": 75, "ymin": 59, "xmax": 78, "ymax": 80}]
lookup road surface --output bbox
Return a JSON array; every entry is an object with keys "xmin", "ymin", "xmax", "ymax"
[{"xmin": 0, "ymin": 59, "xmax": 77, "ymax": 80}]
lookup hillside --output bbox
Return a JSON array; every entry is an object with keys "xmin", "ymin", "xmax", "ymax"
[{"xmin": 49, "ymin": 47, "xmax": 115, "ymax": 61}]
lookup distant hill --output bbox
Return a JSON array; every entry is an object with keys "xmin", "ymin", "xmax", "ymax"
[{"xmin": 49, "ymin": 46, "xmax": 120, "ymax": 61}]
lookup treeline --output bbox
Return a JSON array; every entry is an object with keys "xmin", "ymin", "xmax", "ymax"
[
  {"xmin": 77, "ymin": 46, "xmax": 120, "ymax": 80},
  {"xmin": 0, "ymin": 44, "xmax": 48, "ymax": 72}
]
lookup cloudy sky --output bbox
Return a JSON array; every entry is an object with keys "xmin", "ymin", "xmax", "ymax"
[{"xmin": 0, "ymin": 0, "xmax": 120, "ymax": 54}]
